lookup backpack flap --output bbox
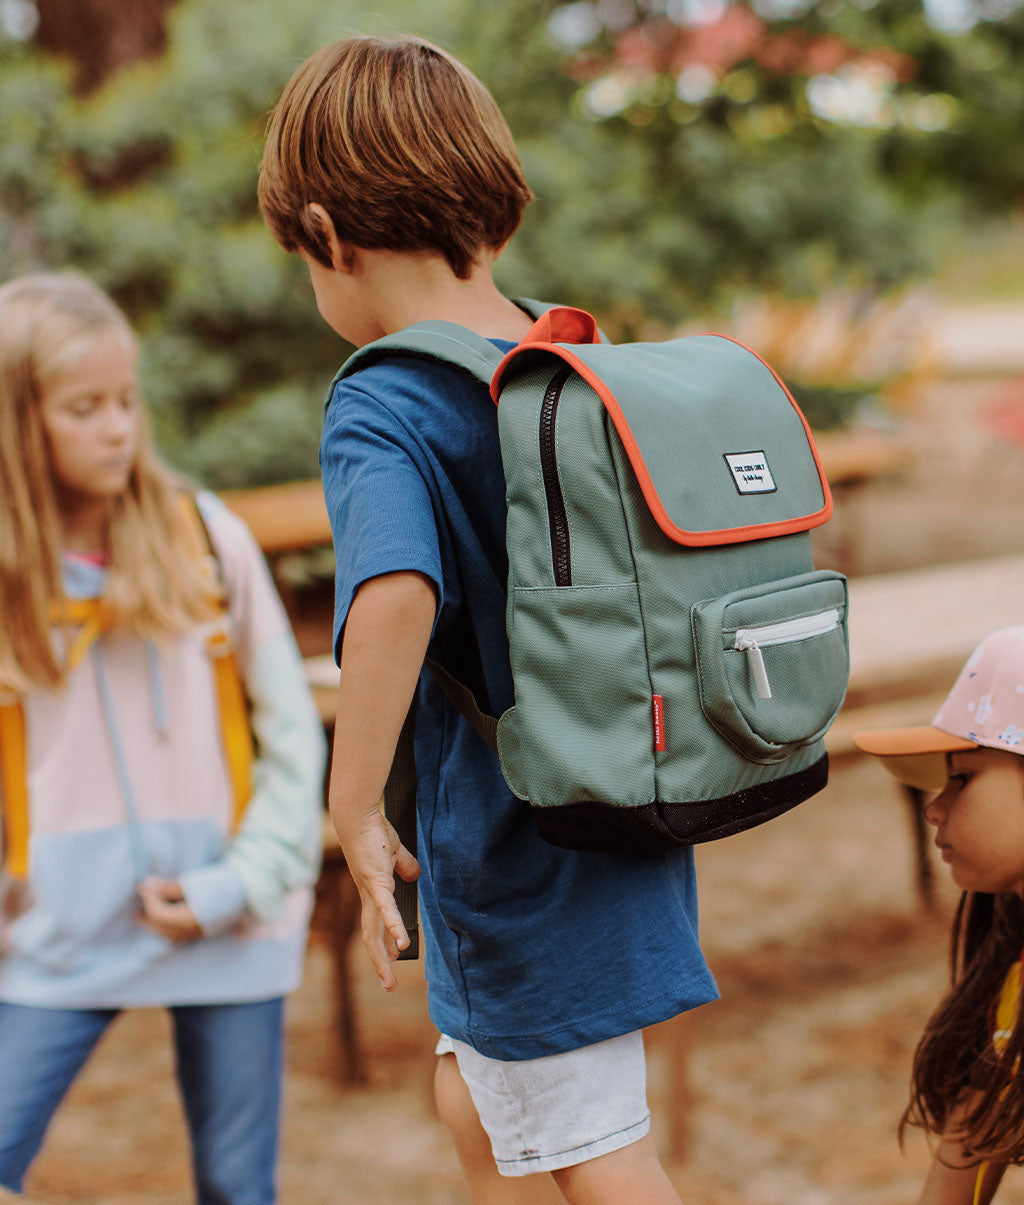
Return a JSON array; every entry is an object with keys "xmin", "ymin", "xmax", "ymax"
[{"xmin": 492, "ymin": 309, "xmax": 832, "ymax": 546}]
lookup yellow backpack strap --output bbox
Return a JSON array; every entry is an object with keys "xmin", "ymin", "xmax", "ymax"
[
  {"xmin": 51, "ymin": 597, "xmax": 109, "ymax": 671},
  {"xmin": 176, "ymin": 494, "xmax": 254, "ymax": 831},
  {"xmin": 205, "ymin": 622, "xmax": 253, "ymax": 831},
  {"xmin": 0, "ymin": 691, "xmax": 30, "ymax": 879},
  {"xmin": 1, "ymin": 598, "xmax": 113, "ymax": 879}
]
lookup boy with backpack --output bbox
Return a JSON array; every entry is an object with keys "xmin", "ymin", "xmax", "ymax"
[{"xmin": 258, "ymin": 33, "xmax": 778, "ymax": 1202}]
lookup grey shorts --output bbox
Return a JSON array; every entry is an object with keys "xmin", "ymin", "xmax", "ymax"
[{"xmin": 435, "ymin": 1030, "xmax": 650, "ymax": 1177}]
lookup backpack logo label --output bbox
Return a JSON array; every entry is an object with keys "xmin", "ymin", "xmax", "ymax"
[{"xmin": 724, "ymin": 451, "xmax": 777, "ymax": 495}]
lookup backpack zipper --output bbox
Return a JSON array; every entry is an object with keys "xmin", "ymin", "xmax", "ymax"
[
  {"xmin": 733, "ymin": 608, "xmax": 841, "ymax": 701},
  {"xmin": 539, "ymin": 367, "xmax": 573, "ymax": 586}
]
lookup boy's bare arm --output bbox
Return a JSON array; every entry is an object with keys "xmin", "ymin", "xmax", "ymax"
[{"xmin": 329, "ymin": 570, "xmax": 436, "ymax": 990}]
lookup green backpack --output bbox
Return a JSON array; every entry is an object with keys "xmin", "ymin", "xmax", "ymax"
[{"xmin": 338, "ymin": 304, "xmax": 849, "ymax": 855}]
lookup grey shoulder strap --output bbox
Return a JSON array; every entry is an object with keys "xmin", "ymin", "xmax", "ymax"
[
  {"xmin": 335, "ymin": 298, "xmax": 554, "ymax": 387},
  {"xmin": 425, "ymin": 658, "xmax": 498, "ymax": 752}
]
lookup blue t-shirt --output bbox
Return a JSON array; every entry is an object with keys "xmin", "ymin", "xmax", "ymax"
[{"xmin": 320, "ymin": 346, "xmax": 718, "ymax": 1060}]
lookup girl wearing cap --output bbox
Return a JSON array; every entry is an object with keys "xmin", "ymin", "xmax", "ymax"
[{"xmin": 855, "ymin": 626, "xmax": 1024, "ymax": 1204}]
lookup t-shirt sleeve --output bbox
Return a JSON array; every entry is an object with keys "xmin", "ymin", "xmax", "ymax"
[{"xmin": 320, "ymin": 379, "xmax": 443, "ymax": 662}]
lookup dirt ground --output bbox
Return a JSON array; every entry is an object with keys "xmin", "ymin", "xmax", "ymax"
[
  {"xmin": 19, "ymin": 763, "xmax": 992, "ymax": 1205},
  {"xmin": 21, "ymin": 340, "xmax": 1024, "ymax": 1203}
]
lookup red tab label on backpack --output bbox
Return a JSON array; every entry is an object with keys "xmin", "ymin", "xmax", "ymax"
[{"xmin": 652, "ymin": 695, "xmax": 666, "ymax": 753}]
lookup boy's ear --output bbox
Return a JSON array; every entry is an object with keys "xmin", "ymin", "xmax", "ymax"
[{"xmin": 306, "ymin": 203, "xmax": 356, "ymax": 274}]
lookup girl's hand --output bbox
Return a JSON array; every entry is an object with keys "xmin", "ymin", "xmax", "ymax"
[
  {"xmin": 137, "ymin": 876, "xmax": 203, "ymax": 942},
  {"xmin": 337, "ymin": 811, "xmax": 420, "ymax": 991}
]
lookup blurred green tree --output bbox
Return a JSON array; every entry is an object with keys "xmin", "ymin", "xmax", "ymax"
[
  {"xmin": 34, "ymin": 0, "xmax": 177, "ymax": 95},
  {"xmin": 471, "ymin": 0, "xmax": 1024, "ymax": 332},
  {"xmin": 0, "ymin": 0, "xmax": 458, "ymax": 486},
  {"xmin": 1, "ymin": 0, "xmax": 1022, "ymax": 484}
]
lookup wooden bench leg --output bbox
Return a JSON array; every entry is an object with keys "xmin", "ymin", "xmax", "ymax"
[
  {"xmin": 319, "ymin": 857, "xmax": 368, "ymax": 1085},
  {"xmin": 901, "ymin": 784, "xmax": 936, "ymax": 910}
]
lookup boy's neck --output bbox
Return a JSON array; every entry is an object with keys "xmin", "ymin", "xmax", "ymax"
[{"xmin": 354, "ymin": 251, "xmax": 535, "ymax": 345}]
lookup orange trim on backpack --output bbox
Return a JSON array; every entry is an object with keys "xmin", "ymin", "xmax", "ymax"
[
  {"xmin": 492, "ymin": 329, "xmax": 833, "ymax": 548},
  {"xmin": 520, "ymin": 306, "xmax": 602, "ymax": 347}
]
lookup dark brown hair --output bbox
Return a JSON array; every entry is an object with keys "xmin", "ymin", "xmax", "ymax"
[
  {"xmin": 902, "ymin": 891, "xmax": 1024, "ymax": 1166},
  {"xmin": 258, "ymin": 35, "xmax": 532, "ymax": 279}
]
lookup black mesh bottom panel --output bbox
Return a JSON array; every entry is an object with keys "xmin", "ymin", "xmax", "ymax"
[{"xmin": 531, "ymin": 755, "xmax": 830, "ymax": 853}]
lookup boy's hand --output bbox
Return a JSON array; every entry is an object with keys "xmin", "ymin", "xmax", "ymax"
[
  {"xmin": 338, "ymin": 811, "xmax": 420, "ymax": 991},
  {"xmin": 137, "ymin": 876, "xmax": 203, "ymax": 942}
]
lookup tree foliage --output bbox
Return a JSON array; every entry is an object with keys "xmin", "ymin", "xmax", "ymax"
[
  {"xmin": 34, "ymin": 0, "xmax": 176, "ymax": 95},
  {"xmin": 1, "ymin": 0, "xmax": 1023, "ymax": 485},
  {"xmin": 477, "ymin": 0, "xmax": 1024, "ymax": 330},
  {"xmin": 0, "ymin": 0, "xmax": 435, "ymax": 484}
]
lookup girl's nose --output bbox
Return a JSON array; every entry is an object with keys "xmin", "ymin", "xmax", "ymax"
[
  {"xmin": 103, "ymin": 399, "xmax": 136, "ymax": 442},
  {"xmin": 923, "ymin": 787, "xmax": 948, "ymax": 827}
]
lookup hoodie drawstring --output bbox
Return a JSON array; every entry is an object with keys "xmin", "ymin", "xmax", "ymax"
[{"xmin": 91, "ymin": 644, "xmax": 149, "ymax": 883}]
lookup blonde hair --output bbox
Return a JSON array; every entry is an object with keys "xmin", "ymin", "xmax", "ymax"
[
  {"xmin": 258, "ymin": 34, "xmax": 532, "ymax": 279},
  {"xmin": 0, "ymin": 271, "xmax": 216, "ymax": 691}
]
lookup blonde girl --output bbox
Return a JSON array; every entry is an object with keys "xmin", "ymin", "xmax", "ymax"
[
  {"xmin": 0, "ymin": 271, "xmax": 325, "ymax": 1203},
  {"xmin": 856, "ymin": 626, "xmax": 1024, "ymax": 1205}
]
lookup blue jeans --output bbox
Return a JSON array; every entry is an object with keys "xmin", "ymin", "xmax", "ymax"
[{"xmin": 0, "ymin": 998, "xmax": 283, "ymax": 1203}]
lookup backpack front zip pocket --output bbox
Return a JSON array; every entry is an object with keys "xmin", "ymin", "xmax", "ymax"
[
  {"xmin": 734, "ymin": 609, "xmax": 841, "ymax": 700},
  {"xmin": 539, "ymin": 367, "xmax": 573, "ymax": 586},
  {"xmin": 692, "ymin": 572, "xmax": 849, "ymax": 763}
]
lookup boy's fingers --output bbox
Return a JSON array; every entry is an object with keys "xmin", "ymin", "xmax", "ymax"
[
  {"xmin": 358, "ymin": 888, "xmax": 411, "ymax": 990},
  {"xmin": 373, "ymin": 887, "xmax": 410, "ymax": 951},
  {"xmin": 361, "ymin": 917, "xmax": 398, "ymax": 990}
]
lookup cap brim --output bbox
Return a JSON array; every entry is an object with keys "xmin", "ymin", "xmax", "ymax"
[{"xmin": 853, "ymin": 726, "xmax": 977, "ymax": 792}]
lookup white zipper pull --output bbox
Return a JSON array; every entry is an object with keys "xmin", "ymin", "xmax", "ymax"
[{"xmin": 736, "ymin": 635, "xmax": 772, "ymax": 700}]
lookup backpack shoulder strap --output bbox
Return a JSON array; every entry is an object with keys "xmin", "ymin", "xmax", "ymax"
[
  {"xmin": 0, "ymin": 692, "xmax": 29, "ymax": 879},
  {"xmin": 330, "ymin": 298, "xmax": 555, "ymax": 391},
  {"xmin": 177, "ymin": 494, "xmax": 254, "ymax": 832},
  {"xmin": 425, "ymin": 659, "xmax": 498, "ymax": 752}
]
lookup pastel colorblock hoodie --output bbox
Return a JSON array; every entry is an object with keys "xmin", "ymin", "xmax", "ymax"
[{"xmin": 0, "ymin": 492, "xmax": 326, "ymax": 1008}]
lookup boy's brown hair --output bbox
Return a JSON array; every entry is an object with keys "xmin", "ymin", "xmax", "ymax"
[{"xmin": 258, "ymin": 34, "xmax": 532, "ymax": 279}]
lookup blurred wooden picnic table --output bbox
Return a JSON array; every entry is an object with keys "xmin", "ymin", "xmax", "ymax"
[{"xmin": 221, "ymin": 420, "xmax": 912, "ymax": 580}]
